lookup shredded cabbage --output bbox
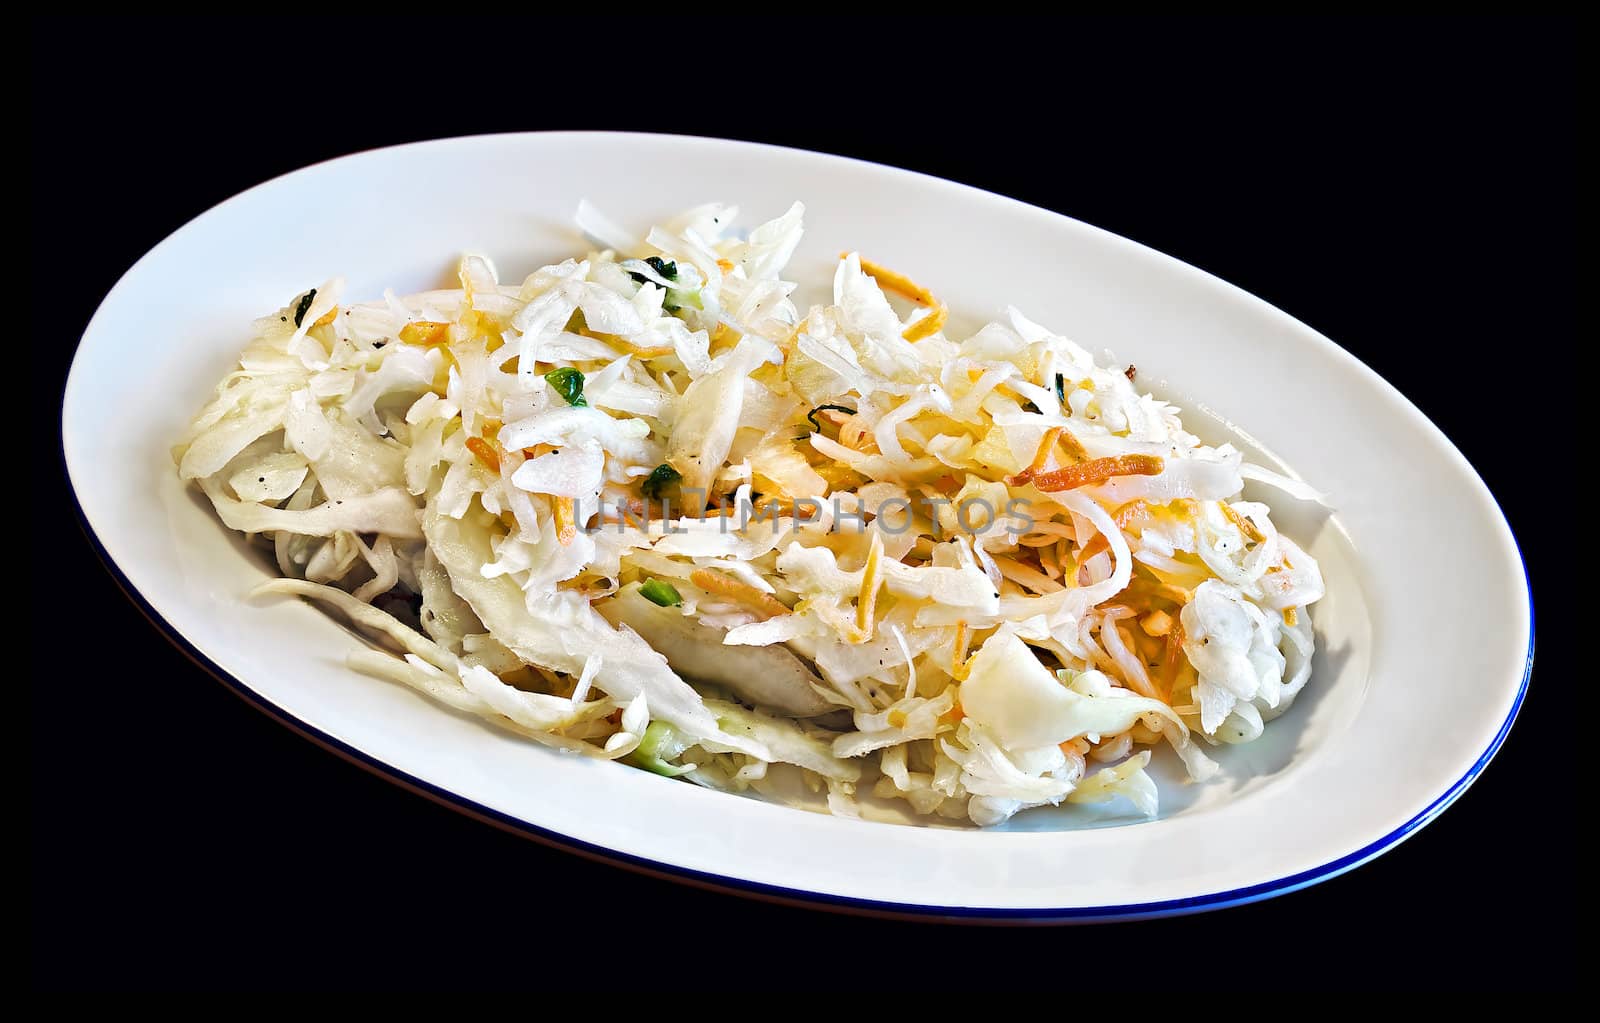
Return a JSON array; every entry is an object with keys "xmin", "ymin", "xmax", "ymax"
[{"xmin": 178, "ymin": 201, "xmax": 1324, "ymax": 827}]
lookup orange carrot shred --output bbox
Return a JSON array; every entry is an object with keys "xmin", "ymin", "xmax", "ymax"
[
  {"xmin": 465, "ymin": 436, "xmax": 502, "ymax": 474},
  {"xmin": 1163, "ymin": 619, "xmax": 1187, "ymax": 691},
  {"xmin": 902, "ymin": 303, "xmax": 947, "ymax": 342},
  {"xmin": 1077, "ymin": 532, "xmax": 1110, "ymax": 563},
  {"xmin": 850, "ymin": 254, "xmax": 948, "ymax": 341},
  {"xmin": 1056, "ymin": 429, "xmax": 1089, "ymax": 462},
  {"xmin": 553, "ymin": 496, "xmax": 577, "ymax": 545},
  {"xmin": 1008, "ymin": 427, "xmax": 1064, "ymax": 485},
  {"xmin": 1221, "ymin": 501, "xmax": 1267, "ymax": 543},
  {"xmin": 854, "ymin": 535, "xmax": 885, "ymax": 639},
  {"xmin": 399, "ymin": 320, "xmax": 451, "ymax": 347},
  {"xmin": 1031, "ymin": 454, "xmax": 1164, "ymax": 493},
  {"xmin": 689, "ymin": 568, "xmax": 791, "ymax": 618}
]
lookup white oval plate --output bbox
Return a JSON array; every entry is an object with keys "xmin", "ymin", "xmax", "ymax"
[{"xmin": 62, "ymin": 132, "xmax": 1531, "ymax": 921}]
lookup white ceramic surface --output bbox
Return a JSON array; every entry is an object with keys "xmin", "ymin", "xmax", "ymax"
[{"xmin": 61, "ymin": 132, "xmax": 1531, "ymax": 920}]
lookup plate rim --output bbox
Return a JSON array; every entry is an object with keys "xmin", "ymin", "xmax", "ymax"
[{"xmin": 60, "ymin": 130, "xmax": 1536, "ymax": 922}]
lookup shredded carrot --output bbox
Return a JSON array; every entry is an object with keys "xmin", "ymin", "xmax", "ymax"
[
  {"xmin": 902, "ymin": 305, "xmax": 947, "ymax": 342},
  {"xmin": 1283, "ymin": 606, "xmax": 1299, "ymax": 627},
  {"xmin": 1056, "ymin": 540, "xmax": 1076, "ymax": 589},
  {"xmin": 1031, "ymin": 454, "xmax": 1165, "ymax": 493},
  {"xmin": 690, "ymin": 568, "xmax": 791, "ymax": 618},
  {"xmin": 1221, "ymin": 501, "xmax": 1266, "ymax": 542},
  {"xmin": 1077, "ymin": 532, "xmax": 1110, "ymax": 564},
  {"xmin": 624, "ymin": 343, "xmax": 677, "ymax": 359},
  {"xmin": 716, "ymin": 258, "xmax": 735, "ymax": 273},
  {"xmin": 855, "ymin": 533, "xmax": 884, "ymax": 639},
  {"xmin": 851, "ymin": 253, "xmax": 949, "ymax": 342},
  {"xmin": 1163, "ymin": 619, "xmax": 1187, "ymax": 691},
  {"xmin": 1007, "ymin": 427, "xmax": 1064, "ymax": 486},
  {"xmin": 465, "ymin": 435, "xmax": 502, "ymax": 474},
  {"xmin": 553, "ymin": 496, "xmax": 576, "ymax": 545},
  {"xmin": 952, "ymin": 654, "xmax": 977, "ymax": 682},
  {"xmin": 399, "ymin": 320, "xmax": 451, "ymax": 347},
  {"xmin": 1055, "ymin": 429, "xmax": 1089, "ymax": 462},
  {"xmin": 951, "ymin": 621, "xmax": 970, "ymax": 678},
  {"xmin": 311, "ymin": 305, "xmax": 338, "ymax": 328},
  {"xmin": 591, "ymin": 332, "xmax": 675, "ymax": 359},
  {"xmin": 887, "ymin": 709, "xmax": 908, "ymax": 729},
  {"xmin": 850, "ymin": 254, "xmax": 933, "ymax": 303}
]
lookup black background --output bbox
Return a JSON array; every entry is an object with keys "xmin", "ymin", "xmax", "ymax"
[{"xmin": 34, "ymin": 17, "xmax": 1575, "ymax": 990}]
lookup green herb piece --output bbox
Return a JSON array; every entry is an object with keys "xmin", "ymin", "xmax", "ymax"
[
  {"xmin": 627, "ymin": 256, "xmax": 678, "ymax": 286},
  {"xmin": 805, "ymin": 403, "xmax": 857, "ymax": 432},
  {"xmin": 292, "ymin": 289, "xmax": 317, "ymax": 328},
  {"xmin": 627, "ymin": 257, "xmax": 701, "ymax": 312},
  {"xmin": 639, "ymin": 579, "xmax": 683, "ymax": 607},
  {"xmin": 641, "ymin": 463, "xmax": 682, "ymax": 500},
  {"xmin": 543, "ymin": 367, "xmax": 588, "ymax": 407}
]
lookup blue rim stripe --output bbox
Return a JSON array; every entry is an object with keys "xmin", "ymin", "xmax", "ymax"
[{"xmin": 66, "ymin": 474, "xmax": 1534, "ymax": 922}]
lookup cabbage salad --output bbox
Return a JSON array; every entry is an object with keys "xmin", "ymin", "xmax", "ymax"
[{"xmin": 175, "ymin": 201, "xmax": 1325, "ymax": 826}]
